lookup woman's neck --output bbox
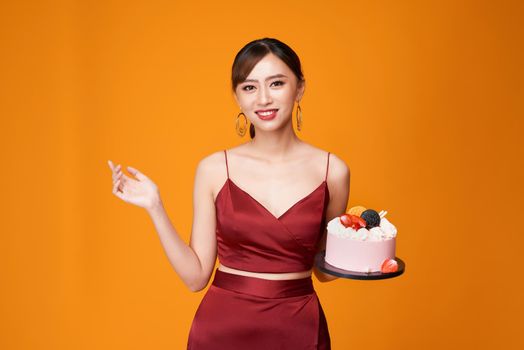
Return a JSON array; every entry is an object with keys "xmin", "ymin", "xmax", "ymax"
[{"xmin": 247, "ymin": 126, "xmax": 303, "ymax": 162}]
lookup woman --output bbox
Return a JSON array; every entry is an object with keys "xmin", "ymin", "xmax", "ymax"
[{"xmin": 108, "ymin": 37, "xmax": 350, "ymax": 349}]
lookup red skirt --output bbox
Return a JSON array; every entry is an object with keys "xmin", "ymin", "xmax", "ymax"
[{"xmin": 187, "ymin": 268, "xmax": 331, "ymax": 349}]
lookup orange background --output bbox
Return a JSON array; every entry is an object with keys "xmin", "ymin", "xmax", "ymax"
[{"xmin": 1, "ymin": 0, "xmax": 522, "ymax": 349}]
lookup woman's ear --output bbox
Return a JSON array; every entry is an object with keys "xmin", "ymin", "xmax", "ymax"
[
  {"xmin": 232, "ymin": 91, "xmax": 240, "ymax": 108},
  {"xmin": 296, "ymin": 79, "xmax": 306, "ymax": 102}
]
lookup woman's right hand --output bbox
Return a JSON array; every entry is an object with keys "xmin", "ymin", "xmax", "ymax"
[{"xmin": 107, "ymin": 160, "xmax": 161, "ymax": 211}]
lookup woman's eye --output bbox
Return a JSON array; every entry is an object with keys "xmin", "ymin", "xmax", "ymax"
[{"xmin": 241, "ymin": 80, "xmax": 285, "ymax": 92}]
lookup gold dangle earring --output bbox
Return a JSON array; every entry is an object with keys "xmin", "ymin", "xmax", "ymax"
[
  {"xmin": 296, "ymin": 101, "xmax": 303, "ymax": 131},
  {"xmin": 236, "ymin": 110, "xmax": 248, "ymax": 137}
]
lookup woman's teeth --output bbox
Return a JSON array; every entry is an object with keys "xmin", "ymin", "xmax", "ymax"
[{"xmin": 257, "ymin": 109, "xmax": 277, "ymax": 116}]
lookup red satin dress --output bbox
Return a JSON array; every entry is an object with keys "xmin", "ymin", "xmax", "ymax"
[{"xmin": 187, "ymin": 150, "xmax": 332, "ymax": 349}]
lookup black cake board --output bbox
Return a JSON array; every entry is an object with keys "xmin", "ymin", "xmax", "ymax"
[{"xmin": 315, "ymin": 249, "xmax": 405, "ymax": 280}]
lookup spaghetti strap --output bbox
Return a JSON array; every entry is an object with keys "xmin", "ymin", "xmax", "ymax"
[
  {"xmin": 325, "ymin": 152, "xmax": 330, "ymax": 181},
  {"xmin": 224, "ymin": 149, "xmax": 229, "ymax": 179}
]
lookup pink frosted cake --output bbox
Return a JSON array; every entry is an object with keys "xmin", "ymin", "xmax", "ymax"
[{"xmin": 325, "ymin": 206, "xmax": 398, "ymax": 273}]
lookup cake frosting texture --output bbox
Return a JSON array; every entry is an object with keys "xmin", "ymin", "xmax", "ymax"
[{"xmin": 325, "ymin": 210, "xmax": 398, "ymax": 273}]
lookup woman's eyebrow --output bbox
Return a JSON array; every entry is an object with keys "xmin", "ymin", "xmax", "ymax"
[{"xmin": 243, "ymin": 74, "xmax": 288, "ymax": 83}]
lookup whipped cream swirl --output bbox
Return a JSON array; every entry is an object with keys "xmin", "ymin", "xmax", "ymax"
[{"xmin": 327, "ymin": 214, "xmax": 397, "ymax": 241}]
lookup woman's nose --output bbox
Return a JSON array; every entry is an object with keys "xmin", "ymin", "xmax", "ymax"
[{"xmin": 257, "ymin": 86, "xmax": 273, "ymax": 104}]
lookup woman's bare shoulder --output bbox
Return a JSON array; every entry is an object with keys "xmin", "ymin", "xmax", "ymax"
[
  {"xmin": 197, "ymin": 142, "xmax": 252, "ymax": 175},
  {"xmin": 328, "ymin": 151, "xmax": 350, "ymax": 179},
  {"xmin": 304, "ymin": 143, "xmax": 348, "ymax": 168},
  {"xmin": 196, "ymin": 150, "xmax": 227, "ymax": 176},
  {"xmin": 305, "ymin": 143, "xmax": 350, "ymax": 181},
  {"xmin": 312, "ymin": 148, "xmax": 350, "ymax": 210},
  {"xmin": 192, "ymin": 150, "xmax": 229, "ymax": 202}
]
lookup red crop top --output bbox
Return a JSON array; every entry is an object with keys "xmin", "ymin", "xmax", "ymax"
[{"xmin": 215, "ymin": 150, "xmax": 331, "ymax": 273}]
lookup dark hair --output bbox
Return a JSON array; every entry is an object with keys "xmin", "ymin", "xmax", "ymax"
[{"xmin": 231, "ymin": 38, "xmax": 305, "ymax": 139}]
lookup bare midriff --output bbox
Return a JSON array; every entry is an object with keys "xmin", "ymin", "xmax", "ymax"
[{"xmin": 218, "ymin": 263, "xmax": 312, "ymax": 280}]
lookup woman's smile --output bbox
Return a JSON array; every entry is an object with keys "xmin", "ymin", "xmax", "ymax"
[{"xmin": 255, "ymin": 108, "xmax": 278, "ymax": 120}]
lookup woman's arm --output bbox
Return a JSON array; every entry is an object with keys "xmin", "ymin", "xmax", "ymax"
[
  {"xmin": 146, "ymin": 154, "xmax": 219, "ymax": 292},
  {"xmin": 313, "ymin": 229, "xmax": 339, "ymax": 282},
  {"xmin": 313, "ymin": 153, "xmax": 351, "ymax": 283}
]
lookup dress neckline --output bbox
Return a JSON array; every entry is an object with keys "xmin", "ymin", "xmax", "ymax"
[{"xmin": 215, "ymin": 178, "xmax": 329, "ymax": 221}]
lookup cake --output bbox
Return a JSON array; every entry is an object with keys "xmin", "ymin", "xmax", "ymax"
[{"xmin": 325, "ymin": 206, "xmax": 398, "ymax": 273}]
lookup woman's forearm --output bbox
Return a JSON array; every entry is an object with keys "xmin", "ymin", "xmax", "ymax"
[
  {"xmin": 314, "ymin": 268, "xmax": 340, "ymax": 282},
  {"xmin": 146, "ymin": 199, "xmax": 202, "ymax": 292}
]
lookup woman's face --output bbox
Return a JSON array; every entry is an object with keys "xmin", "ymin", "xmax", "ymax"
[{"xmin": 234, "ymin": 53, "xmax": 305, "ymax": 132}]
